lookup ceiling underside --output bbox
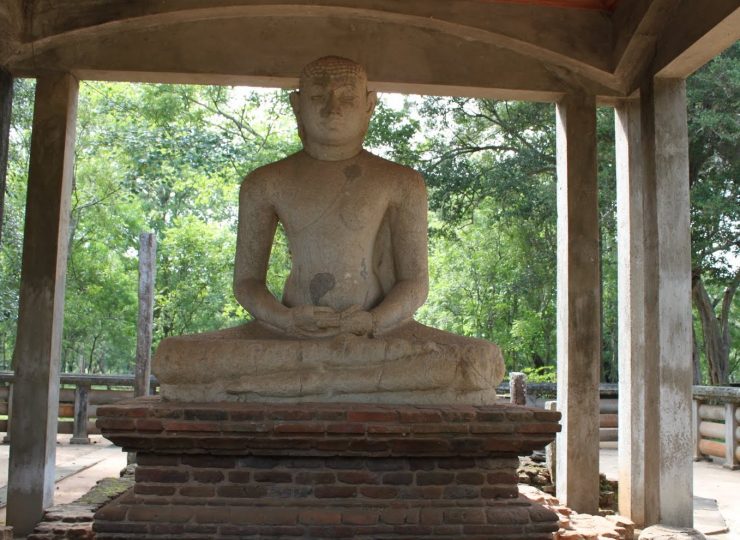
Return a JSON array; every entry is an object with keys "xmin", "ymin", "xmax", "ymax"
[{"xmin": 0, "ymin": 0, "xmax": 736, "ymax": 101}]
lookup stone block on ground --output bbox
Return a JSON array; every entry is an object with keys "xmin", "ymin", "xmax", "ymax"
[{"xmin": 638, "ymin": 525, "xmax": 707, "ymax": 539}]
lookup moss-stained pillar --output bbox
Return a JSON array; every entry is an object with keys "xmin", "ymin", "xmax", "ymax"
[
  {"xmin": 555, "ymin": 91, "xmax": 601, "ymax": 514},
  {"xmin": 615, "ymin": 98, "xmax": 660, "ymax": 527},
  {"xmin": 650, "ymin": 77, "xmax": 693, "ymax": 527},
  {"xmin": 6, "ymin": 72, "xmax": 78, "ymax": 535}
]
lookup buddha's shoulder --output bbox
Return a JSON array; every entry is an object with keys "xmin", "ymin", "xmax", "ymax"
[{"xmin": 360, "ymin": 151, "xmax": 425, "ymax": 189}]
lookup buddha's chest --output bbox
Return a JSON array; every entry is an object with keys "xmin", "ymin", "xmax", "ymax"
[{"xmin": 274, "ymin": 168, "xmax": 390, "ymax": 236}]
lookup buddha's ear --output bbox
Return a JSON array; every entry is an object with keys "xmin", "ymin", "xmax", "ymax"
[
  {"xmin": 289, "ymin": 91, "xmax": 300, "ymax": 115},
  {"xmin": 366, "ymin": 91, "xmax": 378, "ymax": 115}
]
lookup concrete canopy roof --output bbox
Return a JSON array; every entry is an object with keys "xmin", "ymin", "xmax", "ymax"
[{"xmin": 0, "ymin": 1, "xmax": 738, "ymax": 101}]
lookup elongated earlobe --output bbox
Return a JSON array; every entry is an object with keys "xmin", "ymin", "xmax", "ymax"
[{"xmin": 366, "ymin": 91, "xmax": 378, "ymax": 116}]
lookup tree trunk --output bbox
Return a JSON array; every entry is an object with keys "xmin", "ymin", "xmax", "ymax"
[
  {"xmin": 691, "ymin": 271, "xmax": 738, "ymax": 385},
  {"xmin": 691, "ymin": 324, "xmax": 701, "ymax": 385}
]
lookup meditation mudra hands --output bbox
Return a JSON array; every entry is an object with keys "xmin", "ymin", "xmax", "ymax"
[{"xmin": 286, "ymin": 305, "xmax": 374, "ymax": 338}]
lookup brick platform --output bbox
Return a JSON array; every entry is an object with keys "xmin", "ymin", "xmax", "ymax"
[{"xmin": 94, "ymin": 398, "xmax": 561, "ymax": 539}]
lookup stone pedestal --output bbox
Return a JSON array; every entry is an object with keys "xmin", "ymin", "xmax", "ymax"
[{"xmin": 94, "ymin": 397, "xmax": 560, "ymax": 539}]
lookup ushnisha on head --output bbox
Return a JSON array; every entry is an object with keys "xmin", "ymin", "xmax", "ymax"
[{"xmin": 290, "ymin": 56, "xmax": 377, "ymax": 161}]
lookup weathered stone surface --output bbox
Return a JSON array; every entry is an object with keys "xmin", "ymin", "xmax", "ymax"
[
  {"xmin": 152, "ymin": 56, "xmax": 504, "ymax": 405},
  {"xmin": 638, "ymin": 525, "xmax": 707, "ymax": 540}
]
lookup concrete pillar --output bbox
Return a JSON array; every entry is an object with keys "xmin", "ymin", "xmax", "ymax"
[
  {"xmin": 615, "ymin": 99, "xmax": 660, "ymax": 527},
  {"xmin": 0, "ymin": 68, "xmax": 12, "ymax": 246},
  {"xmin": 653, "ymin": 78, "xmax": 693, "ymax": 527},
  {"xmin": 615, "ymin": 78, "xmax": 694, "ymax": 528},
  {"xmin": 555, "ymin": 91, "xmax": 601, "ymax": 514},
  {"xmin": 6, "ymin": 73, "xmax": 78, "ymax": 535}
]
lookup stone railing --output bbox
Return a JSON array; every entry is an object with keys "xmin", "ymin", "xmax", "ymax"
[
  {"xmin": 692, "ymin": 385, "xmax": 740, "ymax": 469},
  {"xmin": 0, "ymin": 371, "xmax": 158, "ymax": 444}
]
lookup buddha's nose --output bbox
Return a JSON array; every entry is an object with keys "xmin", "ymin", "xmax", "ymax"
[{"xmin": 322, "ymin": 93, "xmax": 341, "ymax": 116}]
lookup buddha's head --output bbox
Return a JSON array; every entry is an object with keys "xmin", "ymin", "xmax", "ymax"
[{"xmin": 290, "ymin": 56, "xmax": 377, "ymax": 160}]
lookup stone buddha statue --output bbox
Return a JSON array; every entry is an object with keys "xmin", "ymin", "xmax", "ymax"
[{"xmin": 153, "ymin": 56, "xmax": 505, "ymax": 404}]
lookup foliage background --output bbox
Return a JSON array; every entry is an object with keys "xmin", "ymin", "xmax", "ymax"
[{"xmin": 0, "ymin": 46, "xmax": 737, "ymax": 383}]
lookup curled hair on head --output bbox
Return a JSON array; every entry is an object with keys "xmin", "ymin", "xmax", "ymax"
[{"xmin": 299, "ymin": 56, "xmax": 368, "ymax": 90}]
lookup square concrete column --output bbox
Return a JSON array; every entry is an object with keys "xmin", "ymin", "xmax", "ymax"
[
  {"xmin": 555, "ymin": 91, "xmax": 601, "ymax": 514},
  {"xmin": 651, "ymin": 77, "xmax": 693, "ymax": 527},
  {"xmin": 6, "ymin": 73, "xmax": 78, "ymax": 535},
  {"xmin": 0, "ymin": 68, "xmax": 12, "ymax": 245},
  {"xmin": 617, "ymin": 78, "xmax": 693, "ymax": 528},
  {"xmin": 615, "ymin": 99, "xmax": 660, "ymax": 527}
]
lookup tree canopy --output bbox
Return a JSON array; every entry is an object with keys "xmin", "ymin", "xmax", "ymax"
[{"xmin": 0, "ymin": 45, "xmax": 737, "ymax": 383}]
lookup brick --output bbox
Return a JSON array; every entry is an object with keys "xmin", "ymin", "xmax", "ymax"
[
  {"xmin": 475, "ymin": 410, "xmax": 507, "ymax": 422},
  {"xmin": 481, "ymin": 486, "xmax": 518, "ymax": 498},
  {"xmin": 180, "ymin": 485, "xmax": 215, "ymax": 497},
  {"xmin": 518, "ymin": 422, "xmax": 560, "ymax": 433},
  {"xmin": 325, "ymin": 423, "xmax": 365, "ymax": 434},
  {"xmin": 217, "ymin": 485, "xmax": 268, "ymax": 498},
  {"xmin": 253, "ymin": 470, "xmax": 292, "ymax": 483},
  {"xmin": 438, "ymin": 457, "xmax": 477, "ymax": 469},
  {"xmin": 367, "ymin": 424, "xmax": 411, "ymax": 434},
  {"xmin": 233, "ymin": 507, "xmax": 299, "ymax": 525},
  {"xmin": 411, "ymin": 424, "xmax": 468, "ymax": 434},
  {"xmin": 238, "ymin": 456, "xmax": 280, "ymax": 469},
  {"xmin": 486, "ymin": 507, "xmax": 531, "ymax": 524},
  {"xmin": 407, "ymin": 458, "xmax": 435, "ymax": 471},
  {"xmin": 398, "ymin": 410, "xmax": 442, "ymax": 423},
  {"xmin": 134, "ymin": 418, "xmax": 163, "ymax": 432},
  {"xmin": 135, "ymin": 467, "xmax": 188, "ymax": 483},
  {"xmin": 307, "ymin": 526, "xmax": 356, "ymax": 538},
  {"xmin": 96, "ymin": 418, "xmax": 135, "ymax": 430},
  {"xmin": 382, "ymin": 472, "xmax": 413, "ymax": 485},
  {"xmin": 268, "ymin": 409, "xmax": 314, "ymax": 420},
  {"xmin": 314, "ymin": 485, "xmax": 357, "ymax": 498},
  {"xmin": 450, "ymin": 438, "xmax": 486, "ymax": 453},
  {"xmin": 134, "ymin": 484, "xmax": 176, "ymax": 496},
  {"xmin": 285, "ymin": 457, "xmax": 325, "ymax": 468},
  {"xmin": 337, "ymin": 470, "xmax": 379, "ymax": 484},
  {"xmin": 440, "ymin": 409, "xmax": 476, "ymax": 422},
  {"xmin": 366, "ymin": 458, "xmax": 406, "ymax": 471},
  {"xmin": 416, "ymin": 471, "xmax": 455, "ymax": 485},
  {"xmin": 315, "ymin": 409, "xmax": 346, "ymax": 421},
  {"xmin": 470, "ymin": 423, "xmax": 515, "ymax": 433},
  {"xmin": 390, "ymin": 525, "xmax": 434, "ymax": 535},
  {"xmin": 93, "ymin": 521, "xmax": 148, "ymax": 534},
  {"xmin": 136, "ymin": 454, "xmax": 179, "ymax": 466},
  {"xmin": 128, "ymin": 506, "xmax": 191, "ymax": 523},
  {"xmin": 444, "ymin": 507, "xmax": 486, "ymax": 524},
  {"xmin": 229, "ymin": 410, "xmax": 265, "ymax": 421},
  {"xmin": 347, "ymin": 439, "xmax": 391, "ymax": 453},
  {"xmin": 528, "ymin": 504, "xmax": 559, "ymax": 522},
  {"xmin": 358, "ymin": 486, "xmax": 398, "ymax": 499},
  {"xmin": 347, "ymin": 410, "xmax": 398, "ymax": 423},
  {"xmin": 274, "ymin": 422, "xmax": 325, "ymax": 434},
  {"xmin": 227, "ymin": 470, "xmax": 251, "ymax": 483},
  {"xmin": 161, "ymin": 420, "xmax": 221, "ymax": 432},
  {"xmin": 420, "ymin": 507, "xmax": 444, "ymax": 525},
  {"xmin": 299, "ymin": 509, "xmax": 341, "ymax": 525},
  {"xmin": 444, "ymin": 485, "xmax": 480, "ymax": 499},
  {"xmin": 456, "ymin": 471, "xmax": 486, "ymax": 485},
  {"xmin": 487, "ymin": 471, "xmax": 518, "ymax": 484},
  {"xmin": 184, "ymin": 408, "xmax": 228, "ymax": 421},
  {"xmin": 381, "ymin": 508, "xmax": 419, "ymax": 525},
  {"xmin": 93, "ymin": 503, "xmax": 127, "ymax": 522},
  {"xmin": 193, "ymin": 470, "xmax": 224, "ymax": 483},
  {"xmin": 390, "ymin": 439, "xmax": 451, "ymax": 454},
  {"xmin": 294, "ymin": 471, "xmax": 335, "ymax": 484},
  {"xmin": 325, "ymin": 457, "xmax": 368, "ymax": 470},
  {"xmin": 342, "ymin": 510, "xmax": 380, "ymax": 525},
  {"xmin": 149, "ymin": 523, "xmax": 185, "ymax": 535},
  {"xmin": 223, "ymin": 422, "xmax": 271, "ymax": 433},
  {"xmin": 195, "ymin": 506, "xmax": 231, "ymax": 523},
  {"xmin": 182, "ymin": 455, "xmax": 235, "ymax": 468},
  {"xmin": 183, "ymin": 524, "xmax": 219, "ymax": 534},
  {"xmin": 463, "ymin": 524, "xmax": 525, "ymax": 535}
]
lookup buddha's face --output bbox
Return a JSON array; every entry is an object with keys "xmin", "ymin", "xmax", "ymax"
[{"xmin": 291, "ymin": 60, "xmax": 376, "ymax": 149}]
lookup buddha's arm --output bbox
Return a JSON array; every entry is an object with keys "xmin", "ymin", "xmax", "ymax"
[
  {"xmin": 370, "ymin": 171, "xmax": 429, "ymax": 334},
  {"xmin": 233, "ymin": 174, "xmax": 292, "ymax": 330}
]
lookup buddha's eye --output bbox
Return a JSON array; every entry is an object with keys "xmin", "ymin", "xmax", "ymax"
[{"xmin": 311, "ymin": 95, "xmax": 325, "ymax": 102}]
